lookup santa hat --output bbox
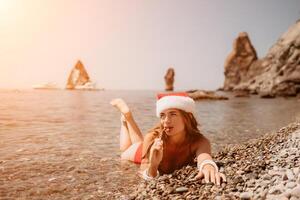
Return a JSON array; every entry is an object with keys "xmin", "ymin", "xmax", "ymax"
[{"xmin": 156, "ymin": 92, "xmax": 195, "ymax": 117}]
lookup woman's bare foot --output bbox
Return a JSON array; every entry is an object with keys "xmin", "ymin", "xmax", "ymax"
[{"xmin": 110, "ymin": 98, "xmax": 130, "ymax": 115}]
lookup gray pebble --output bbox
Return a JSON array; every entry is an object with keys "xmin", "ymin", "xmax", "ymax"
[
  {"xmin": 283, "ymin": 189, "xmax": 292, "ymax": 198},
  {"xmin": 214, "ymin": 195, "xmax": 222, "ymax": 200},
  {"xmin": 292, "ymin": 130, "xmax": 300, "ymax": 139},
  {"xmin": 275, "ymin": 196, "xmax": 289, "ymax": 200},
  {"xmin": 286, "ymin": 181, "xmax": 297, "ymax": 189},
  {"xmin": 286, "ymin": 169, "xmax": 295, "ymax": 180},
  {"xmin": 290, "ymin": 197, "xmax": 299, "ymax": 200},
  {"xmin": 240, "ymin": 192, "xmax": 253, "ymax": 199},
  {"xmin": 290, "ymin": 186, "xmax": 300, "ymax": 198},
  {"xmin": 263, "ymin": 174, "xmax": 272, "ymax": 180},
  {"xmin": 268, "ymin": 169, "xmax": 282, "ymax": 176},
  {"xmin": 175, "ymin": 186, "xmax": 188, "ymax": 193},
  {"xmin": 269, "ymin": 184, "xmax": 284, "ymax": 195},
  {"xmin": 293, "ymin": 167, "xmax": 299, "ymax": 176}
]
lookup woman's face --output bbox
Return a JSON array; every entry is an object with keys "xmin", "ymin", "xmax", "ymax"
[{"xmin": 160, "ymin": 108, "xmax": 185, "ymax": 136}]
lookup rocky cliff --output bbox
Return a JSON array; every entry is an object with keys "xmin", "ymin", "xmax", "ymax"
[{"xmin": 223, "ymin": 20, "xmax": 300, "ymax": 98}]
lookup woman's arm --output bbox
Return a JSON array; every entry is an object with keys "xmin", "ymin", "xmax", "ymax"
[
  {"xmin": 194, "ymin": 136, "xmax": 226, "ymax": 185},
  {"xmin": 140, "ymin": 133, "xmax": 154, "ymax": 171},
  {"xmin": 195, "ymin": 136, "xmax": 212, "ymax": 164},
  {"xmin": 139, "ymin": 133, "xmax": 163, "ymax": 179}
]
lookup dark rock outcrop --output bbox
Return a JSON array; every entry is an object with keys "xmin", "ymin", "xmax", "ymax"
[
  {"xmin": 233, "ymin": 90, "xmax": 250, "ymax": 98},
  {"xmin": 187, "ymin": 90, "xmax": 229, "ymax": 100},
  {"xmin": 223, "ymin": 20, "xmax": 300, "ymax": 98},
  {"xmin": 164, "ymin": 68, "xmax": 175, "ymax": 91}
]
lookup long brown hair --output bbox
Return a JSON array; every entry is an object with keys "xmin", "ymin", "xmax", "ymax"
[{"xmin": 141, "ymin": 109, "xmax": 203, "ymax": 158}]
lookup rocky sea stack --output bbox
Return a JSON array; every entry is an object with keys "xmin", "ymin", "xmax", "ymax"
[
  {"xmin": 66, "ymin": 60, "xmax": 91, "ymax": 90},
  {"xmin": 164, "ymin": 68, "xmax": 175, "ymax": 91},
  {"xmin": 129, "ymin": 122, "xmax": 300, "ymax": 200},
  {"xmin": 223, "ymin": 20, "xmax": 300, "ymax": 98},
  {"xmin": 65, "ymin": 60, "xmax": 101, "ymax": 90}
]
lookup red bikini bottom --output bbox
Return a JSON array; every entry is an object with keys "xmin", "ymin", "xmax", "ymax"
[{"xmin": 133, "ymin": 143, "xmax": 143, "ymax": 164}]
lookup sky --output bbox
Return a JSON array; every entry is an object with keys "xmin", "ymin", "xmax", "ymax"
[{"xmin": 0, "ymin": 0, "xmax": 300, "ymax": 90}]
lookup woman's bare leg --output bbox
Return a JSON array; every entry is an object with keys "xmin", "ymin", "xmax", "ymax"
[
  {"xmin": 110, "ymin": 98, "xmax": 144, "ymax": 150},
  {"xmin": 123, "ymin": 112, "xmax": 144, "ymax": 143},
  {"xmin": 119, "ymin": 115, "xmax": 132, "ymax": 151},
  {"xmin": 117, "ymin": 115, "xmax": 141, "ymax": 161}
]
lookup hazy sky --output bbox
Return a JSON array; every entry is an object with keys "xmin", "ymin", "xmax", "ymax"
[{"xmin": 1, "ymin": 0, "xmax": 300, "ymax": 90}]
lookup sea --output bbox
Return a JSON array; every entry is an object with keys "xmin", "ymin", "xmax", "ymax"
[{"xmin": 0, "ymin": 89, "xmax": 299, "ymax": 198}]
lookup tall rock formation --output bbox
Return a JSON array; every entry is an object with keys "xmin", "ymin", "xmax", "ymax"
[
  {"xmin": 223, "ymin": 32, "xmax": 258, "ymax": 90},
  {"xmin": 164, "ymin": 67, "xmax": 175, "ymax": 91},
  {"xmin": 223, "ymin": 20, "xmax": 300, "ymax": 97},
  {"xmin": 66, "ymin": 60, "xmax": 98, "ymax": 90}
]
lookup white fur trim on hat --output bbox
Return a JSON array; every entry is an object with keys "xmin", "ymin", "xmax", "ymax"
[{"xmin": 156, "ymin": 95, "xmax": 195, "ymax": 117}]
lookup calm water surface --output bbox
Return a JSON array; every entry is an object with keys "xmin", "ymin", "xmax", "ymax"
[{"xmin": 0, "ymin": 90, "xmax": 299, "ymax": 197}]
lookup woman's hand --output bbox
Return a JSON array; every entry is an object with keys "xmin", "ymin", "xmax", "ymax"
[
  {"xmin": 195, "ymin": 164, "xmax": 226, "ymax": 185},
  {"xmin": 149, "ymin": 138, "xmax": 163, "ymax": 168}
]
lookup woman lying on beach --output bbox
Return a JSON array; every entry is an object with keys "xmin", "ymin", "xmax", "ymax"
[{"xmin": 110, "ymin": 92, "xmax": 226, "ymax": 185}]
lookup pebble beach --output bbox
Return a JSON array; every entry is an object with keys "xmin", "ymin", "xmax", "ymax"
[{"xmin": 129, "ymin": 122, "xmax": 300, "ymax": 200}]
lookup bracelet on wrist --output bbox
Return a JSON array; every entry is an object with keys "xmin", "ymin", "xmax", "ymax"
[
  {"xmin": 197, "ymin": 160, "xmax": 219, "ymax": 173},
  {"xmin": 141, "ymin": 168, "xmax": 159, "ymax": 181}
]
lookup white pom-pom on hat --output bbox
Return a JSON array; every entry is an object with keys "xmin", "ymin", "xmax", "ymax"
[{"xmin": 156, "ymin": 92, "xmax": 195, "ymax": 117}]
